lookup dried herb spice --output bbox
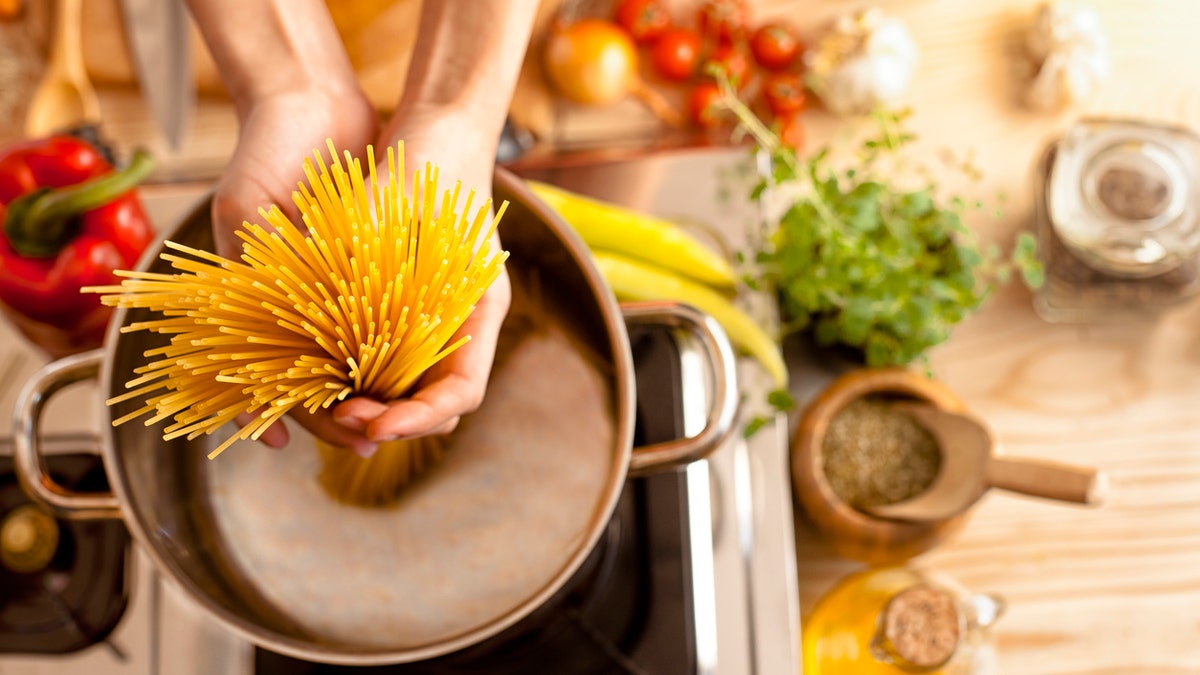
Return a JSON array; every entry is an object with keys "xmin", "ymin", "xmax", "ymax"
[{"xmin": 822, "ymin": 397, "xmax": 941, "ymax": 510}]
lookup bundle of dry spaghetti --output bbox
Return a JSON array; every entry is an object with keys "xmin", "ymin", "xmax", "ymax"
[{"xmin": 88, "ymin": 140, "xmax": 508, "ymax": 502}]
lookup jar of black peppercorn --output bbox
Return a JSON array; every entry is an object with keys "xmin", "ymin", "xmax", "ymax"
[{"xmin": 1033, "ymin": 118, "xmax": 1200, "ymax": 322}]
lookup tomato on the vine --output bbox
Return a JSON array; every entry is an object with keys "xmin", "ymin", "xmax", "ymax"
[
  {"xmin": 761, "ymin": 72, "xmax": 808, "ymax": 116},
  {"xmin": 697, "ymin": 0, "xmax": 749, "ymax": 44},
  {"xmin": 750, "ymin": 23, "xmax": 801, "ymax": 71},
  {"xmin": 687, "ymin": 81, "xmax": 726, "ymax": 129},
  {"xmin": 613, "ymin": 0, "xmax": 671, "ymax": 45},
  {"xmin": 704, "ymin": 43, "xmax": 752, "ymax": 89},
  {"xmin": 650, "ymin": 28, "xmax": 702, "ymax": 82},
  {"xmin": 776, "ymin": 112, "xmax": 805, "ymax": 150}
]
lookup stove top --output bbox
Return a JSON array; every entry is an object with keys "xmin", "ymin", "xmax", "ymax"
[
  {"xmin": 254, "ymin": 474, "xmax": 697, "ymax": 675},
  {"xmin": 252, "ymin": 325, "xmax": 704, "ymax": 675},
  {"xmin": 0, "ymin": 445, "xmax": 131, "ymax": 656},
  {"xmin": 0, "ymin": 151, "xmax": 803, "ymax": 675}
]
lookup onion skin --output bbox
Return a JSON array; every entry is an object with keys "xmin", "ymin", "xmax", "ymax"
[{"xmin": 543, "ymin": 19, "xmax": 638, "ymax": 106}]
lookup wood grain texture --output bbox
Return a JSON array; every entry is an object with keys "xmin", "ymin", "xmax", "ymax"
[
  {"xmin": 31, "ymin": 1, "xmax": 1200, "ymax": 671},
  {"xmin": 778, "ymin": 2, "xmax": 1200, "ymax": 674}
]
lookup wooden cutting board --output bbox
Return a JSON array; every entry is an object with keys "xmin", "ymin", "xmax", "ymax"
[
  {"xmin": 73, "ymin": 0, "xmax": 560, "ymax": 136},
  {"xmin": 78, "ymin": 0, "xmax": 413, "ymax": 104}
]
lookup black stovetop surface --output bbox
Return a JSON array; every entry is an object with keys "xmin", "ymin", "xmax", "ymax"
[
  {"xmin": 0, "ymin": 452, "xmax": 131, "ymax": 655},
  {"xmin": 254, "ymin": 324, "xmax": 699, "ymax": 675}
]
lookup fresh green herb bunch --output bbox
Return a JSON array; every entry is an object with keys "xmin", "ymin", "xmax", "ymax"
[{"xmin": 728, "ymin": 95, "xmax": 1042, "ymax": 367}]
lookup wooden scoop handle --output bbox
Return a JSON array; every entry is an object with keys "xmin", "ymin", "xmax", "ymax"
[{"xmin": 985, "ymin": 456, "xmax": 1109, "ymax": 506}]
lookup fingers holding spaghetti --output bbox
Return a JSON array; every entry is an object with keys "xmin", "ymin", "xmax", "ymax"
[
  {"xmin": 87, "ymin": 141, "xmax": 508, "ymax": 461},
  {"xmin": 288, "ymin": 407, "xmax": 380, "ymax": 458},
  {"xmin": 334, "ymin": 261, "xmax": 512, "ymax": 442},
  {"xmin": 235, "ymin": 409, "xmax": 291, "ymax": 448}
]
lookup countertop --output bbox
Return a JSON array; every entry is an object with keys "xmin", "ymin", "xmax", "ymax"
[
  {"xmin": 774, "ymin": 2, "xmax": 1200, "ymax": 675},
  {"xmin": 513, "ymin": 0, "xmax": 1200, "ymax": 672},
  {"xmin": 5, "ymin": 0, "xmax": 1200, "ymax": 673}
]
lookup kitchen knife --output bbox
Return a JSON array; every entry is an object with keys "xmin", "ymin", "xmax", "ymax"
[{"xmin": 119, "ymin": 0, "xmax": 193, "ymax": 150}]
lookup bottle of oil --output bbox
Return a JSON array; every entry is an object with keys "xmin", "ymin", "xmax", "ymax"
[{"xmin": 802, "ymin": 567, "xmax": 1004, "ymax": 675}]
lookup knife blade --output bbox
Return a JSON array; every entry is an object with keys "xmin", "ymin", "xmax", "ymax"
[{"xmin": 119, "ymin": 0, "xmax": 193, "ymax": 150}]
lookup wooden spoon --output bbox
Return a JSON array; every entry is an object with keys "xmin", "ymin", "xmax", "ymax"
[
  {"xmin": 866, "ymin": 403, "xmax": 1108, "ymax": 522},
  {"xmin": 24, "ymin": 0, "xmax": 100, "ymax": 137}
]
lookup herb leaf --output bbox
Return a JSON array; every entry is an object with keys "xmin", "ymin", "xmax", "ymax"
[{"xmin": 716, "ymin": 81, "xmax": 1042, "ymax": 368}]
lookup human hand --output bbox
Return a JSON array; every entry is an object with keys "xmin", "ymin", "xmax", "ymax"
[
  {"xmin": 185, "ymin": 0, "xmax": 519, "ymax": 455},
  {"xmin": 210, "ymin": 86, "xmax": 378, "ymax": 258},
  {"xmin": 329, "ymin": 107, "xmax": 513, "ymax": 452},
  {"xmin": 247, "ymin": 106, "xmax": 512, "ymax": 456},
  {"xmin": 214, "ymin": 86, "xmax": 383, "ymax": 454}
]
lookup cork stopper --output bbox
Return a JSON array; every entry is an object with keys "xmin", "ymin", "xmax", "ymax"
[{"xmin": 879, "ymin": 584, "xmax": 961, "ymax": 670}]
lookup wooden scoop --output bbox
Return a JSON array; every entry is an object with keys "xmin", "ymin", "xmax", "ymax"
[
  {"xmin": 25, "ymin": 0, "xmax": 101, "ymax": 137},
  {"xmin": 866, "ymin": 403, "xmax": 1108, "ymax": 522}
]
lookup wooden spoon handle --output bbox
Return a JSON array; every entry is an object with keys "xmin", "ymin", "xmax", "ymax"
[
  {"xmin": 985, "ymin": 455, "xmax": 1108, "ymax": 506},
  {"xmin": 50, "ymin": 0, "xmax": 84, "ymax": 75}
]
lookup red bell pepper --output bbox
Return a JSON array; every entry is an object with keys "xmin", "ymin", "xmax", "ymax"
[{"xmin": 0, "ymin": 136, "xmax": 156, "ymax": 358}]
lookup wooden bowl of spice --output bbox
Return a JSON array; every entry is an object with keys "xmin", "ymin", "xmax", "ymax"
[{"xmin": 791, "ymin": 367, "xmax": 970, "ymax": 564}]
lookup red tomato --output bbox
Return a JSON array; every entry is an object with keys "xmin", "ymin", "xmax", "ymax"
[
  {"xmin": 761, "ymin": 72, "xmax": 808, "ymax": 116},
  {"xmin": 750, "ymin": 23, "xmax": 801, "ymax": 71},
  {"xmin": 687, "ymin": 81, "xmax": 726, "ymax": 128},
  {"xmin": 777, "ymin": 112, "xmax": 805, "ymax": 150},
  {"xmin": 650, "ymin": 28, "xmax": 702, "ymax": 82},
  {"xmin": 704, "ymin": 43, "xmax": 752, "ymax": 89},
  {"xmin": 613, "ymin": 0, "xmax": 671, "ymax": 45},
  {"xmin": 697, "ymin": 0, "xmax": 750, "ymax": 44}
]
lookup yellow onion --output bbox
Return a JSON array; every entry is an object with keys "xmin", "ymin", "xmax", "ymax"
[{"xmin": 543, "ymin": 19, "xmax": 681, "ymax": 125}]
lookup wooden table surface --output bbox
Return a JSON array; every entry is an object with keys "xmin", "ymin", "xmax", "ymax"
[
  {"xmin": 770, "ymin": 2, "xmax": 1200, "ymax": 674},
  {"xmin": 11, "ymin": 0, "xmax": 1200, "ymax": 672}
]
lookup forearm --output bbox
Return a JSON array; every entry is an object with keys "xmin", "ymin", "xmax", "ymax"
[
  {"xmin": 388, "ymin": 0, "xmax": 541, "ymax": 146},
  {"xmin": 183, "ymin": 0, "xmax": 362, "ymax": 117}
]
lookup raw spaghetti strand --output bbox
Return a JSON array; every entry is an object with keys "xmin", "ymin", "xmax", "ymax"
[{"xmin": 87, "ymin": 140, "xmax": 508, "ymax": 460}]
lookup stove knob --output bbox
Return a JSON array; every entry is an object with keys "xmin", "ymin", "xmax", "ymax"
[{"xmin": 0, "ymin": 503, "xmax": 60, "ymax": 574}]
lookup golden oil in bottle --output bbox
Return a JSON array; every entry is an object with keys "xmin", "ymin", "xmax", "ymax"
[{"xmin": 802, "ymin": 567, "xmax": 1004, "ymax": 675}]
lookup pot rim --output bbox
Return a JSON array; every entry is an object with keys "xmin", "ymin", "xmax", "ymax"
[{"xmin": 96, "ymin": 167, "xmax": 639, "ymax": 665}]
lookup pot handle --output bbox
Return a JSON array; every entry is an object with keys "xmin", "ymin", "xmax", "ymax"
[
  {"xmin": 622, "ymin": 302, "xmax": 739, "ymax": 475},
  {"xmin": 13, "ymin": 349, "xmax": 122, "ymax": 520}
]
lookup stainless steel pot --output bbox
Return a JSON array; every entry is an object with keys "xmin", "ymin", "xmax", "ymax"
[{"xmin": 13, "ymin": 169, "xmax": 738, "ymax": 665}]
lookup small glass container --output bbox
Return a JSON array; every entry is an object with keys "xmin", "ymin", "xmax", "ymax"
[
  {"xmin": 802, "ymin": 566, "xmax": 1005, "ymax": 675},
  {"xmin": 1034, "ymin": 118, "xmax": 1200, "ymax": 322}
]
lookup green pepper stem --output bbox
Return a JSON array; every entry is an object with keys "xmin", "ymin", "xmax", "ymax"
[{"xmin": 3, "ymin": 149, "xmax": 156, "ymax": 258}]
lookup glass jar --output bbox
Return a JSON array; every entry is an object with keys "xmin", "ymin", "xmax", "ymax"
[
  {"xmin": 1034, "ymin": 118, "xmax": 1200, "ymax": 322},
  {"xmin": 802, "ymin": 567, "xmax": 1004, "ymax": 675}
]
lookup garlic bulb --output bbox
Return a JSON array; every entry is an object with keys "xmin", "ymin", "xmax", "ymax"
[
  {"xmin": 1022, "ymin": 2, "xmax": 1110, "ymax": 112},
  {"xmin": 804, "ymin": 8, "xmax": 918, "ymax": 117}
]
